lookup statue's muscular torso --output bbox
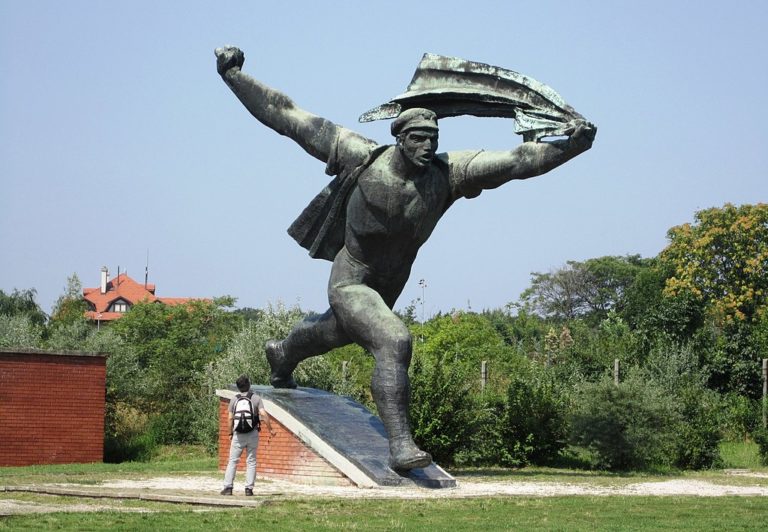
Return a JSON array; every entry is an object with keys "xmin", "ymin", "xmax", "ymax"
[{"xmin": 344, "ymin": 147, "xmax": 453, "ymax": 277}]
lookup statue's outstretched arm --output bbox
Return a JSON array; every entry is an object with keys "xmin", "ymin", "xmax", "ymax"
[
  {"xmin": 215, "ymin": 46, "xmax": 339, "ymax": 163},
  {"xmin": 463, "ymin": 120, "xmax": 596, "ymax": 190}
]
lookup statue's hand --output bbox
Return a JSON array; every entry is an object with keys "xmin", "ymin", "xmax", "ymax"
[
  {"xmin": 215, "ymin": 46, "xmax": 245, "ymax": 77},
  {"xmin": 565, "ymin": 119, "xmax": 597, "ymax": 152}
]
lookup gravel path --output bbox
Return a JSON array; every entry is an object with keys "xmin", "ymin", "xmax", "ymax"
[{"xmin": 96, "ymin": 475, "xmax": 768, "ymax": 498}]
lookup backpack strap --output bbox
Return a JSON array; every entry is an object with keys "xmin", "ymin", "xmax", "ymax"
[{"xmin": 246, "ymin": 392, "xmax": 261, "ymax": 430}]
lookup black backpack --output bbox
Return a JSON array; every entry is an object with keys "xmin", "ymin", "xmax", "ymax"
[{"xmin": 233, "ymin": 392, "xmax": 260, "ymax": 433}]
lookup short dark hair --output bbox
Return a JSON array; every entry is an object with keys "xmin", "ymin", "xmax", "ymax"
[{"xmin": 236, "ymin": 374, "xmax": 251, "ymax": 392}]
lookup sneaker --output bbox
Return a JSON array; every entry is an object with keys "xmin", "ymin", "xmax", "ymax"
[
  {"xmin": 245, "ymin": 488, "xmax": 254, "ymax": 496},
  {"xmin": 220, "ymin": 487, "xmax": 233, "ymax": 496}
]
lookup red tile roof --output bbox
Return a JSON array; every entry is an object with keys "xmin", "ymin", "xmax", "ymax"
[{"xmin": 83, "ymin": 273, "xmax": 197, "ymax": 322}]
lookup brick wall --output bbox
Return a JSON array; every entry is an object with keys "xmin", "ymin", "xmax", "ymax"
[
  {"xmin": 0, "ymin": 349, "xmax": 106, "ymax": 466},
  {"xmin": 218, "ymin": 396, "xmax": 351, "ymax": 486}
]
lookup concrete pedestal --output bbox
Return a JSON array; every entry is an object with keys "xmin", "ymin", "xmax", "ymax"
[{"xmin": 217, "ymin": 386, "xmax": 455, "ymax": 488}]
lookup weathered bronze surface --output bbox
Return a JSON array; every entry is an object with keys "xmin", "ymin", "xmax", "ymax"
[
  {"xmin": 360, "ymin": 53, "xmax": 585, "ymax": 142},
  {"xmin": 215, "ymin": 46, "xmax": 595, "ymax": 471}
]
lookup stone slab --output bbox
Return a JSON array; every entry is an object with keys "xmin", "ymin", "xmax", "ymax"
[{"xmin": 245, "ymin": 386, "xmax": 455, "ymax": 488}]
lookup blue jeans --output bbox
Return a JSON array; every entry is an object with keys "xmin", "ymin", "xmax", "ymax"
[{"xmin": 223, "ymin": 430, "xmax": 259, "ymax": 489}]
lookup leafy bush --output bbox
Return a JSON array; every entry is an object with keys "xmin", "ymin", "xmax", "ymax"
[
  {"xmin": 409, "ymin": 352, "xmax": 477, "ymax": 465},
  {"xmin": 673, "ymin": 385, "xmax": 722, "ymax": 469},
  {"xmin": 557, "ymin": 316, "xmax": 640, "ymax": 381},
  {"xmin": 454, "ymin": 392, "xmax": 512, "ymax": 467},
  {"xmin": 753, "ymin": 427, "xmax": 768, "ymax": 466},
  {"xmin": 0, "ymin": 315, "xmax": 43, "ymax": 348},
  {"xmin": 103, "ymin": 403, "xmax": 159, "ymax": 462},
  {"xmin": 499, "ymin": 366, "xmax": 569, "ymax": 466},
  {"xmin": 569, "ymin": 373, "xmax": 681, "ymax": 470},
  {"xmin": 45, "ymin": 319, "xmax": 93, "ymax": 351},
  {"xmin": 719, "ymin": 393, "xmax": 758, "ymax": 442}
]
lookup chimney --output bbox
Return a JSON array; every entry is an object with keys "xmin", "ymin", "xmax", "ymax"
[{"xmin": 100, "ymin": 266, "xmax": 109, "ymax": 295}]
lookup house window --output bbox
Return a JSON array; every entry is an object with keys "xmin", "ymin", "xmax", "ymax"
[{"xmin": 110, "ymin": 301, "xmax": 129, "ymax": 313}]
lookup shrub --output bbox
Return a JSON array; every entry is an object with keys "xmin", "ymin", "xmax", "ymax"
[
  {"xmin": 718, "ymin": 393, "xmax": 758, "ymax": 442},
  {"xmin": 637, "ymin": 339, "xmax": 723, "ymax": 469},
  {"xmin": 0, "ymin": 315, "xmax": 43, "ymax": 349},
  {"xmin": 500, "ymin": 366, "xmax": 569, "ymax": 466},
  {"xmin": 674, "ymin": 385, "xmax": 722, "ymax": 469},
  {"xmin": 568, "ymin": 373, "xmax": 681, "ymax": 470},
  {"xmin": 454, "ymin": 392, "xmax": 513, "ymax": 467},
  {"xmin": 409, "ymin": 352, "xmax": 477, "ymax": 465},
  {"xmin": 103, "ymin": 403, "xmax": 159, "ymax": 462},
  {"xmin": 754, "ymin": 427, "xmax": 768, "ymax": 466}
]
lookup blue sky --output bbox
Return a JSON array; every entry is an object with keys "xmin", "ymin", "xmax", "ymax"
[{"xmin": 2, "ymin": 1, "xmax": 766, "ymax": 317}]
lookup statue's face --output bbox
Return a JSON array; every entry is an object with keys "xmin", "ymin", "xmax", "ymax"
[{"xmin": 399, "ymin": 129, "xmax": 439, "ymax": 168}]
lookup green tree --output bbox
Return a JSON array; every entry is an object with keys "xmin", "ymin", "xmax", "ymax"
[
  {"xmin": 44, "ymin": 274, "xmax": 94, "ymax": 350},
  {"xmin": 0, "ymin": 288, "xmax": 46, "ymax": 349},
  {"xmin": 660, "ymin": 203, "xmax": 768, "ymax": 325},
  {"xmin": 0, "ymin": 288, "xmax": 47, "ymax": 326},
  {"xmin": 483, "ymin": 307, "xmax": 549, "ymax": 356},
  {"xmin": 0, "ymin": 315, "xmax": 43, "ymax": 348},
  {"xmin": 549, "ymin": 314, "xmax": 640, "ymax": 381},
  {"xmin": 520, "ymin": 262, "xmax": 588, "ymax": 320},
  {"xmin": 520, "ymin": 256, "xmax": 650, "ymax": 323},
  {"xmin": 196, "ymin": 302, "xmax": 307, "ymax": 449},
  {"xmin": 658, "ymin": 203, "xmax": 768, "ymax": 395},
  {"xmin": 49, "ymin": 273, "xmax": 89, "ymax": 327},
  {"xmin": 110, "ymin": 296, "xmax": 241, "ymax": 443},
  {"xmin": 416, "ymin": 311, "xmax": 513, "ymax": 371}
]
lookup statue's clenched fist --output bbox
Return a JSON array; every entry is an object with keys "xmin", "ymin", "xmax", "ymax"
[{"xmin": 215, "ymin": 46, "xmax": 245, "ymax": 77}]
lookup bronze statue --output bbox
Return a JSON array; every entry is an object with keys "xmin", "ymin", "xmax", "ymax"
[{"xmin": 215, "ymin": 47, "xmax": 595, "ymax": 471}]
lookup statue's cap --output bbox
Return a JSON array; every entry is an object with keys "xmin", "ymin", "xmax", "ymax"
[{"xmin": 391, "ymin": 108, "xmax": 438, "ymax": 136}]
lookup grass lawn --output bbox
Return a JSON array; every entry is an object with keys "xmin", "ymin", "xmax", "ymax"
[
  {"xmin": 1, "ymin": 443, "xmax": 767, "ymax": 530},
  {"xmin": 2, "ymin": 496, "xmax": 768, "ymax": 531}
]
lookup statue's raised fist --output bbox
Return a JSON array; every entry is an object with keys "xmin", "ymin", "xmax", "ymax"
[{"xmin": 215, "ymin": 46, "xmax": 245, "ymax": 77}]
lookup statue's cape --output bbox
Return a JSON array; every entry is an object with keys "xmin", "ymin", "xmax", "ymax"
[
  {"xmin": 359, "ymin": 53, "xmax": 585, "ymax": 142},
  {"xmin": 287, "ymin": 145, "xmax": 389, "ymax": 261}
]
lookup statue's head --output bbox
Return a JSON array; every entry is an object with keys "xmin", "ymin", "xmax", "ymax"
[{"xmin": 392, "ymin": 108, "xmax": 439, "ymax": 169}]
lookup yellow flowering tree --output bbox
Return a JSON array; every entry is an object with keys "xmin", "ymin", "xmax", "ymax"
[{"xmin": 661, "ymin": 203, "xmax": 768, "ymax": 325}]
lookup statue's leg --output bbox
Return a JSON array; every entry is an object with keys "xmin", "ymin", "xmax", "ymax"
[
  {"xmin": 266, "ymin": 308, "xmax": 351, "ymax": 388},
  {"xmin": 329, "ymin": 283, "xmax": 432, "ymax": 471}
]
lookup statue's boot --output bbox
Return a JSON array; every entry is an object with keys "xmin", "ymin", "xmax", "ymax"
[
  {"xmin": 265, "ymin": 340, "xmax": 298, "ymax": 389},
  {"xmin": 389, "ymin": 435, "xmax": 432, "ymax": 471},
  {"xmin": 373, "ymin": 378, "xmax": 432, "ymax": 470}
]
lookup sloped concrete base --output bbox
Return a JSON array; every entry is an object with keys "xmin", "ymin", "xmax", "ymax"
[{"xmin": 218, "ymin": 386, "xmax": 455, "ymax": 489}]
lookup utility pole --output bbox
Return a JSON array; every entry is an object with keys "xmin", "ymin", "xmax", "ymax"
[
  {"xmin": 418, "ymin": 279, "xmax": 427, "ymax": 342},
  {"xmin": 762, "ymin": 358, "xmax": 767, "ymax": 429}
]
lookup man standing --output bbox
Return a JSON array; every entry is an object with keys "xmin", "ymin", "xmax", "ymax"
[
  {"xmin": 221, "ymin": 374, "xmax": 275, "ymax": 496},
  {"xmin": 215, "ymin": 46, "xmax": 595, "ymax": 471}
]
